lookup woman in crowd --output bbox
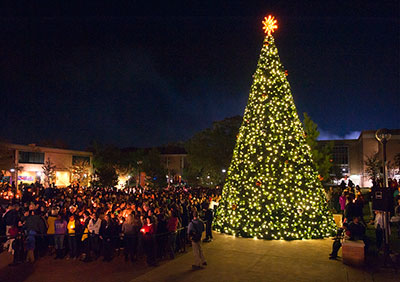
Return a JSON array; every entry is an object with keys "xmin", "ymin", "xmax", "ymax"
[
  {"xmin": 141, "ymin": 216, "xmax": 156, "ymax": 266},
  {"xmin": 67, "ymin": 214, "xmax": 77, "ymax": 259},
  {"xmin": 122, "ymin": 213, "xmax": 138, "ymax": 262},
  {"xmin": 0, "ymin": 182, "xmax": 219, "ymax": 264},
  {"xmin": 54, "ymin": 214, "xmax": 67, "ymax": 259}
]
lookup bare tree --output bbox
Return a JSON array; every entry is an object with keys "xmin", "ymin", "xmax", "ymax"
[
  {"xmin": 42, "ymin": 158, "xmax": 56, "ymax": 186},
  {"xmin": 69, "ymin": 160, "xmax": 90, "ymax": 186},
  {"xmin": 364, "ymin": 153, "xmax": 382, "ymax": 182}
]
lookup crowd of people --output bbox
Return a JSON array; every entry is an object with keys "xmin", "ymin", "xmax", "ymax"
[
  {"xmin": 327, "ymin": 177, "xmax": 400, "ymax": 260},
  {"xmin": 0, "ymin": 182, "xmax": 220, "ymax": 267},
  {"xmin": 1, "ymin": 176, "xmax": 399, "ymax": 266},
  {"xmin": 325, "ymin": 178, "xmax": 400, "ymax": 224}
]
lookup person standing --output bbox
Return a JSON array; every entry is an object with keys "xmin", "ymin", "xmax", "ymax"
[
  {"xmin": 166, "ymin": 209, "xmax": 179, "ymax": 259},
  {"xmin": 47, "ymin": 208, "xmax": 58, "ymax": 253},
  {"xmin": 88, "ymin": 212, "xmax": 102, "ymax": 259},
  {"xmin": 203, "ymin": 206, "xmax": 213, "ymax": 242},
  {"xmin": 67, "ymin": 215, "xmax": 77, "ymax": 259},
  {"xmin": 141, "ymin": 217, "xmax": 156, "ymax": 266},
  {"xmin": 3, "ymin": 204, "xmax": 18, "ymax": 235},
  {"xmin": 54, "ymin": 214, "xmax": 67, "ymax": 259},
  {"xmin": 188, "ymin": 211, "xmax": 206, "ymax": 270},
  {"xmin": 122, "ymin": 213, "xmax": 139, "ymax": 262},
  {"xmin": 325, "ymin": 187, "xmax": 333, "ymax": 211},
  {"xmin": 339, "ymin": 192, "xmax": 346, "ymax": 218}
]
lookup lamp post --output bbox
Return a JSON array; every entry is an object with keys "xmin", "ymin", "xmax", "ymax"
[
  {"xmin": 375, "ymin": 128, "xmax": 391, "ymax": 187},
  {"xmin": 221, "ymin": 168, "xmax": 227, "ymax": 184},
  {"xmin": 375, "ymin": 128, "xmax": 392, "ymax": 267}
]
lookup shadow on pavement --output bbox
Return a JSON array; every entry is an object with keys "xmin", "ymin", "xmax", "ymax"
[
  {"xmin": 161, "ymin": 269, "xmax": 195, "ymax": 282},
  {"xmin": 0, "ymin": 255, "xmax": 35, "ymax": 282}
]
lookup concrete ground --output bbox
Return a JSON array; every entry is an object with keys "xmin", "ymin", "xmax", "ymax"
[
  {"xmin": 131, "ymin": 233, "xmax": 398, "ymax": 282},
  {"xmin": 0, "ymin": 233, "xmax": 398, "ymax": 282}
]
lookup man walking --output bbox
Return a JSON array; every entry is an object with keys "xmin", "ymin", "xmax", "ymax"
[{"xmin": 188, "ymin": 211, "xmax": 207, "ymax": 270}]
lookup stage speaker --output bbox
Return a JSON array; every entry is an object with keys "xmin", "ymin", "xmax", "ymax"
[{"xmin": 372, "ymin": 187, "xmax": 393, "ymax": 212}]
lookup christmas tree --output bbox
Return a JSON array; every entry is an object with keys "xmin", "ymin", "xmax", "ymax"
[{"xmin": 214, "ymin": 16, "xmax": 336, "ymax": 240}]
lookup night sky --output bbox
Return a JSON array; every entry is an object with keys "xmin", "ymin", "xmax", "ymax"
[{"xmin": 1, "ymin": 1, "xmax": 399, "ymax": 149}]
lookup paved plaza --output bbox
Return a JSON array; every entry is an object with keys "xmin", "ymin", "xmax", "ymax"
[
  {"xmin": 132, "ymin": 233, "xmax": 398, "ymax": 282},
  {"xmin": 0, "ymin": 233, "xmax": 398, "ymax": 282}
]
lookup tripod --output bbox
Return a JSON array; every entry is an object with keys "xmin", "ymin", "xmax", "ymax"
[{"xmin": 382, "ymin": 211, "xmax": 397, "ymax": 272}]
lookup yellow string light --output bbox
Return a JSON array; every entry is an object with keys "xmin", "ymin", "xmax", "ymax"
[{"xmin": 214, "ymin": 16, "xmax": 336, "ymax": 240}]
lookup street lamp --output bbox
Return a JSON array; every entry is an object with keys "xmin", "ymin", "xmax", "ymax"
[
  {"xmin": 375, "ymin": 128, "xmax": 392, "ymax": 187},
  {"xmin": 375, "ymin": 128, "xmax": 393, "ymax": 267}
]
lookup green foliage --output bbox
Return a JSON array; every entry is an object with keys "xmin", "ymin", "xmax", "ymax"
[
  {"xmin": 185, "ymin": 116, "xmax": 242, "ymax": 186},
  {"xmin": 91, "ymin": 142, "xmax": 121, "ymax": 170},
  {"xmin": 90, "ymin": 142, "xmax": 167, "ymax": 189},
  {"xmin": 95, "ymin": 165, "xmax": 119, "ymax": 188},
  {"xmin": 214, "ymin": 32, "xmax": 335, "ymax": 240},
  {"xmin": 302, "ymin": 113, "xmax": 333, "ymax": 183},
  {"xmin": 90, "ymin": 143, "xmax": 121, "ymax": 187},
  {"xmin": 141, "ymin": 148, "xmax": 168, "ymax": 189},
  {"xmin": 365, "ymin": 153, "xmax": 382, "ymax": 181}
]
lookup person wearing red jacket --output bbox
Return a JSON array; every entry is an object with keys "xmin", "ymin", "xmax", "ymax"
[
  {"xmin": 141, "ymin": 217, "xmax": 157, "ymax": 266},
  {"xmin": 166, "ymin": 210, "xmax": 179, "ymax": 259}
]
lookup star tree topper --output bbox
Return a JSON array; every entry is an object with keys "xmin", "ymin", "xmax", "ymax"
[{"xmin": 262, "ymin": 15, "xmax": 278, "ymax": 36}]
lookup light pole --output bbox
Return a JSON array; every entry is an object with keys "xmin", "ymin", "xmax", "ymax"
[
  {"xmin": 375, "ymin": 128, "xmax": 391, "ymax": 187},
  {"xmin": 375, "ymin": 128, "xmax": 392, "ymax": 267},
  {"xmin": 221, "ymin": 168, "xmax": 227, "ymax": 184}
]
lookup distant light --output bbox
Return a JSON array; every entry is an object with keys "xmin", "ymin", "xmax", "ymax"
[
  {"xmin": 222, "ymin": 169, "xmax": 226, "ymax": 173},
  {"xmin": 10, "ymin": 169, "xmax": 15, "ymax": 172},
  {"xmin": 207, "ymin": 176, "xmax": 210, "ymax": 179},
  {"xmin": 83, "ymin": 174, "xmax": 87, "ymax": 178},
  {"xmin": 342, "ymin": 168, "xmax": 346, "ymax": 172},
  {"xmin": 36, "ymin": 171, "xmax": 42, "ymax": 176}
]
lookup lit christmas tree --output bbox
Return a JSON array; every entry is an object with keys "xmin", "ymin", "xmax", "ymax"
[{"xmin": 214, "ymin": 16, "xmax": 336, "ymax": 240}]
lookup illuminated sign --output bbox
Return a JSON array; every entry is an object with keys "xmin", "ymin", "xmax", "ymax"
[{"xmin": 18, "ymin": 176, "xmax": 34, "ymax": 181}]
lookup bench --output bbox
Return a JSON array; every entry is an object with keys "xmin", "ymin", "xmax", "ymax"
[{"xmin": 342, "ymin": 238, "xmax": 365, "ymax": 266}]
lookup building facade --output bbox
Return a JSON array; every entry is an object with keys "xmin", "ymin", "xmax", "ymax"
[
  {"xmin": 320, "ymin": 129, "xmax": 400, "ymax": 187},
  {"xmin": 159, "ymin": 146, "xmax": 187, "ymax": 183},
  {"xmin": 0, "ymin": 143, "xmax": 93, "ymax": 187}
]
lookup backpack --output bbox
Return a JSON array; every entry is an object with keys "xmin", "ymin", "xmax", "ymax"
[{"xmin": 189, "ymin": 220, "xmax": 203, "ymax": 242}]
